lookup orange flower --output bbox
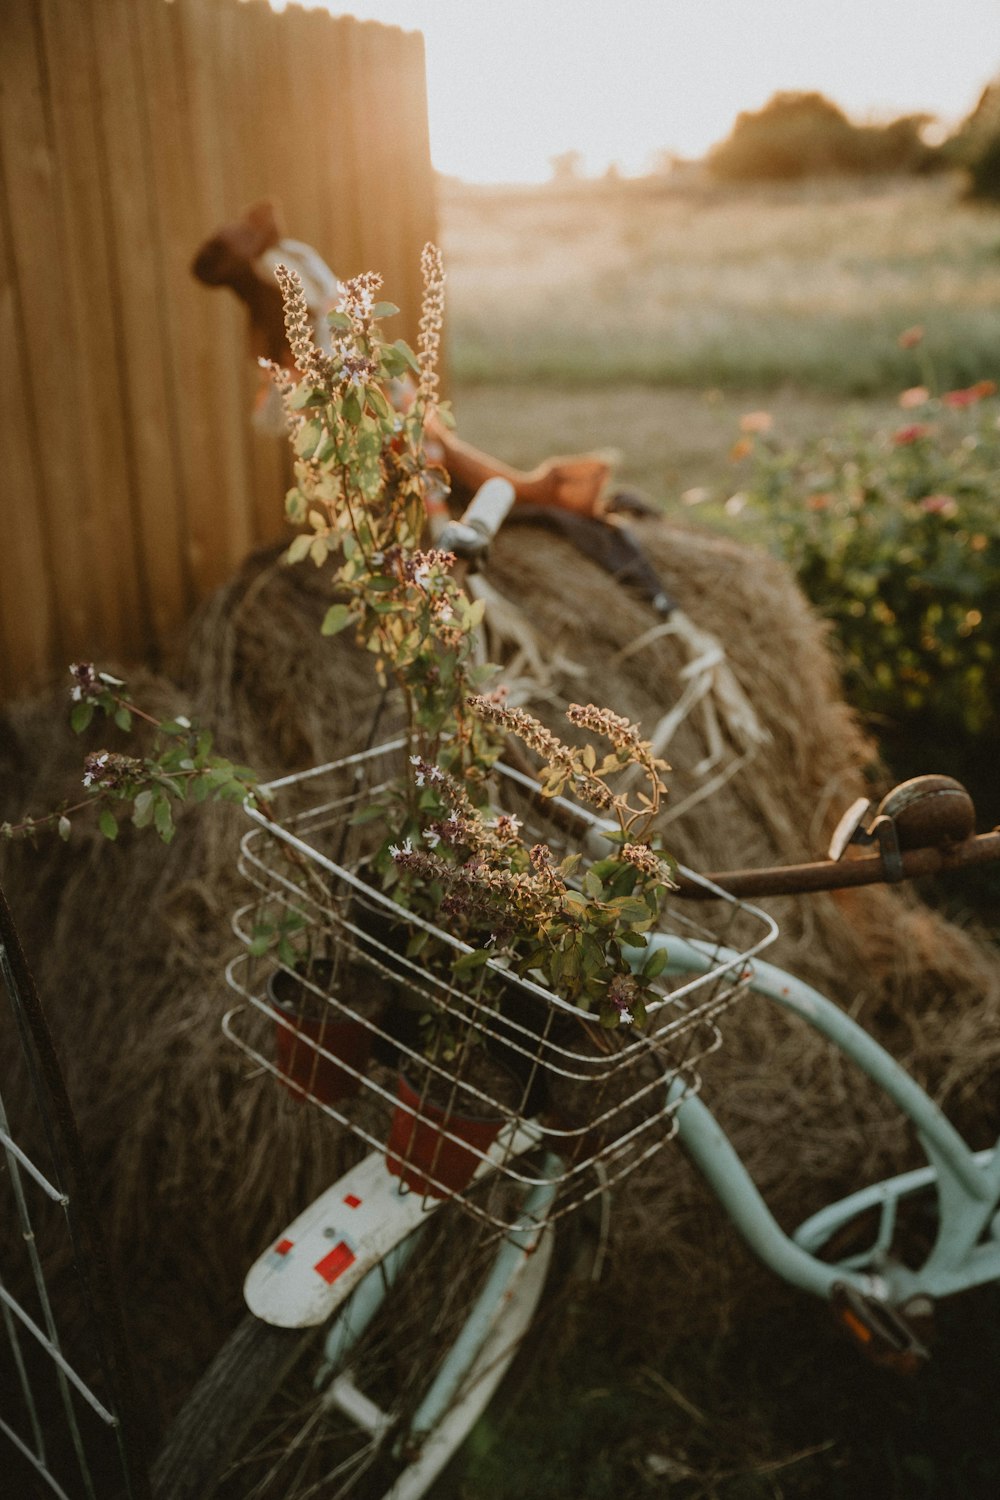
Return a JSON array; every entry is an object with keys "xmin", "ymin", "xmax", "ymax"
[
  {"xmin": 806, "ymin": 493, "xmax": 832, "ymax": 511},
  {"xmin": 897, "ymin": 325, "xmax": 924, "ymax": 349},
  {"xmin": 898, "ymin": 386, "xmax": 930, "ymax": 409},
  {"xmin": 739, "ymin": 410, "xmax": 773, "ymax": 434},
  {"xmin": 729, "ymin": 437, "xmax": 753, "ymax": 462}
]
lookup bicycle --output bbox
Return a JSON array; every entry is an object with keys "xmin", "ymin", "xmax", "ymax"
[{"xmin": 150, "ymin": 489, "xmax": 1000, "ymax": 1500}]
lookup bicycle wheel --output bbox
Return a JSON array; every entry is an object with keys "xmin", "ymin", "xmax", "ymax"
[{"xmin": 151, "ymin": 1175, "xmax": 556, "ymax": 1500}]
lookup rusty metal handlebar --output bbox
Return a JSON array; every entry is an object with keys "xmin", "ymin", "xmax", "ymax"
[
  {"xmin": 676, "ymin": 774, "xmax": 999, "ymax": 901},
  {"xmin": 675, "ymin": 827, "xmax": 1000, "ymax": 900}
]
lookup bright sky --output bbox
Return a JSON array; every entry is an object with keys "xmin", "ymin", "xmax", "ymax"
[{"xmin": 308, "ymin": 0, "xmax": 1000, "ymax": 182}]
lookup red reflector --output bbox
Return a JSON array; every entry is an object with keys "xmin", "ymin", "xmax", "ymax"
[
  {"xmin": 343, "ymin": 1193, "xmax": 362, "ymax": 1208},
  {"xmin": 315, "ymin": 1242, "xmax": 356, "ymax": 1284},
  {"xmin": 275, "ymin": 1238, "xmax": 294, "ymax": 1256}
]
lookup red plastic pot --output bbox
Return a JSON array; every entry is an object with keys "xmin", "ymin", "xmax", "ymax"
[
  {"xmin": 385, "ymin": 1072, "xmax": 505, "ymax": 1198},
  {"xmin": 269, "ymin": 962, "xmax": 375, "ymax": 1106}
]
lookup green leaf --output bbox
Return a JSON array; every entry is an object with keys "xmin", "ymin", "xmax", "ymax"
[
  {"xmin": 248, "ymin": 932, "xmax": 271, "ymax": 957},
  {"xmin": 367, "ymin": 385, "xmax": 391, "ymax": 419},
  {"xmin": 321, "ymin": 603, "xmax": 352, "ymax": 637},
  {"xmin": 390, "ymin": 339, "xmax": 420, "ymax": 374},
  {"xmin": 326, "ymin": 310, "xmax": 353, "ymax": 332},
  {"xmin": 294, "ymin": 419, "xmax": 323, "ymax": 459},
  {"xmin": 286, "ymin": 532, "xmax": 313, "ymax": 566},
  {"xmin": 57, "ymin": 815, "xmax": 71, "ymax": 842},
  {"xmin": 98, "ymin": 809, "xmax": 119, "ymax": 841},
  {"xmin": 71, "ymin": 702, "xmax": 94, "ymax": 734},
  {"xmin": 288, "ymin": 383, "xmax": 327, "ymax": 410},
  {"xmin": 153, "ymin": 796, "xmax": 174, "ymax": 842},
  {"xmin": 114, "ymin": 706, "xmax": 133, "ymax": 733},
  {"xmin": 371, "ymin": 301, "xmax": 400, "ymax": 320},
  {"xmin": 285, "ymin": 488, "xmax": 307, "ymax": 524},
  {"xmin": 452, "ymin": 948, "xmax": 492, "ymax": 975},
  {"xmin": 132, "ymin": 789, "xmax": 155, "ymax": 828},
  {"xmin": 643, "ymin": 946, "xmax": 670, "ymax": 979}
]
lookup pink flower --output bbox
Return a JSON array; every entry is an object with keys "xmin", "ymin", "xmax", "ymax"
[
  {"xmin": 942, "ymin": 380, "xmax": 997, "ymax": 408},
  {"xmin": 919, "ymin": 494, "xmax": 958, "ymax": 518},
  {"xmin": 740, "ymin": 410, "xmax": 773, "ymax": 434},
  {"xmin": 897, "ymin": 325, "xmax": 924, "ymax": 349},
  {"xmin": 898, "ymin": 386, "xmax": 930, "ymax": 409},
  {"xmin": 893, "ymin": 424, "xmax": 931, "ymax": 446}
]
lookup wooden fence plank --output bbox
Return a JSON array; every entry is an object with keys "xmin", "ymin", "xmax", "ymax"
[
  {"xmin": 230, "ymin": 0, "xmax": 295, "ymax": 545},
  {"xmin": 90, "ymin": 0, "xmax": 193, "ymax": 657},
  {"xmin": 0, "ymin": 0, "xmax": 106, "ymax": 668},
  {"xmin": 39, "ymin": 0, "xmax": 147, "ymax": 665},
  {"xmin": 0, "ymin": 113, "xmax": 57, "ymax": 695},
  {"xmin": 172, "ymin": 0, "xmax": 255, "ymax": 589}
]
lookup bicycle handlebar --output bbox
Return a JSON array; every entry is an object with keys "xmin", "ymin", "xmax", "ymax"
[
  {"xmin": 675, "ymin": 826, "xmax": 1000, "ymax": 901},
  {"xmin": 674, "ymin": 774, "xmax": 998, "ymax": 900},
  {"xmin": 437, "ymin": 477, "xmax": 516, "ymax": 561}
]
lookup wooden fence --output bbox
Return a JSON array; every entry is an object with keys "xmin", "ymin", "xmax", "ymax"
[{"xmin": 0, "ymin": 0, "xmax": 437, "ymax": 699}]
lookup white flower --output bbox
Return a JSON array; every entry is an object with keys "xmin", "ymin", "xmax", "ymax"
[
  {"xmin": 619, "ymin": 1008, "xmax": 634, "ymax": 1026},
  {"xmin": 425, "ymin": 829, "xmax": 441, "ymax": 849}
]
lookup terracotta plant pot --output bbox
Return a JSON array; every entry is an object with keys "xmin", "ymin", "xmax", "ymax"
[
  {"xmin": 268, "ymin": 959, "xmax": 378, "ymax": 1106},
  {"xmin": 385, "ymin": 1068, "xmax": 510, "ymax": 1199}
]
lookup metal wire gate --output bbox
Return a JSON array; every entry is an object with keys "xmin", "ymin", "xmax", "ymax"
[{"xmin": 0, "ymin": 881, "xmax": 150, "ymax": 1499}]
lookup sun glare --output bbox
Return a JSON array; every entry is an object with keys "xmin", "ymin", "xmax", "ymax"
[{"xmin": 292, "ymin": 0, "xmax": 1000, "ymax": 183}]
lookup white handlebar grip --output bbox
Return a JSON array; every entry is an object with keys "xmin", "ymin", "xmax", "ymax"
[{"xmin": 460, "ymin": 477, "xmax": 516, "ymax": 542}]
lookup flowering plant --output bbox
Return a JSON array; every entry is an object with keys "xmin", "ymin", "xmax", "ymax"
[
  {"xmin": 731, "ymin": 376, "xmax": 1000, "ymax": 807},
  {"xmin": 1, "ymin": 663, "xmax": 257, "ymax": 845},
  {"xmin": 5, "ymin": 245, "xmax": 677, "ymax": 1042},
  {"xmin": 268, "ymin": 246, "xmax": 677, "ymax": 1031}
]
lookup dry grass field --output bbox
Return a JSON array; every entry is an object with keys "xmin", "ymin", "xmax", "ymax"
[{"xmin": 439, "ymin": 172, "xmax": 1000, "ymax": 514}]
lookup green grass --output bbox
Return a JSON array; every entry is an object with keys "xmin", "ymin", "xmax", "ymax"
[
  {"xmin": 440, "ymin": 175, "xmax": 1000, "ymax": 396},
  {"xmin": 447, "ymin": 1283, "xmax": 1000, "ymax": 1499}
]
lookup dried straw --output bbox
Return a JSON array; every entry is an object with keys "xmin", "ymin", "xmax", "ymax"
[{"xmin": 1, "ymin": 521, "xmax": 997, "ymax": 1427}]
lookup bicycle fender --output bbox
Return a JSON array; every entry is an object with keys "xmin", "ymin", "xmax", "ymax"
[{"xmin": 244, "ymin": 1151, "xmax": 436, "ymax": 1328}]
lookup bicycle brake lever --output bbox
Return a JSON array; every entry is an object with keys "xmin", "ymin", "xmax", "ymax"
[
  {"xmin": 828, "ymin": 797, "xmax": 874, "ymax": 861},
  {"xmin": 828, "ymin": 799, "xmax": 904, "ymax": 880}
]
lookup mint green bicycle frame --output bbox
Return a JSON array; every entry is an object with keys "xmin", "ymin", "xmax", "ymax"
[{"xmin": 658, "ymin": 935, "xmax": 1000, "ymax": 1307}]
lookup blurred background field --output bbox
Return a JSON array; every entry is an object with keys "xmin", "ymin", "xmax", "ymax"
[
  {"xmin": 439, "ymin": 170, "xmax": 1000, "ymax": 528},
  {"xmin": 441, "ymin": 173, "xmax": 1000, "ymax": 400}
]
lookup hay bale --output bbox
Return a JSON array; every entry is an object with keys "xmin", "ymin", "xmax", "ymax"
[{"xmin": 1, "ymin": 521, "xmax": 997, "ymax": 1430}]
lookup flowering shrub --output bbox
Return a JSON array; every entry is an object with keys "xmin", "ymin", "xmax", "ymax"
[
  {"xmin": 6, "ymin": 246, "xmax": 677, "ymax": 1043},
  {"xmin": 270, "ymin": 246, "xmax": 677, "ymax": 1029},
  {"xmin": 735, "ymin": 380, "xmax": 1000, "ymax": 799}
]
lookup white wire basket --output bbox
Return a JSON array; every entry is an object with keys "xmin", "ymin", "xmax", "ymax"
[{"xmin": 224, "ymin": 741, "xmax": 778, "ymax": 1230}]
